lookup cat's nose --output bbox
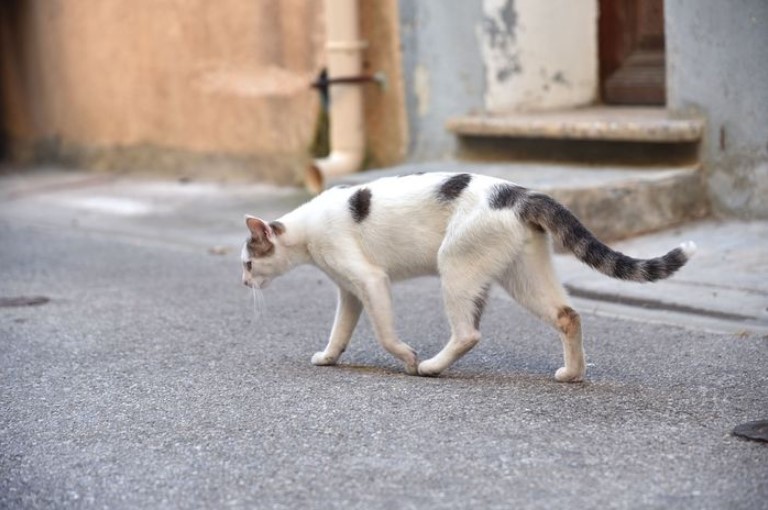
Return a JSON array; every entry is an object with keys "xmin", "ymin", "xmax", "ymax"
[{"xmin": 242, "ymin": 279, "xmax": 252, "ymax": 288}]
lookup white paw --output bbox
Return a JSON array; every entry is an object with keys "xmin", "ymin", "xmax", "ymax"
[
  {"xmin": 311, "ymin": 352, "xmax": 337, "ymax": 366},
  {"xmin": 417, "ymin": 359, "xmax": 442, "ymax": 377},
  {"xmin": 555, "ymin": 366, "xmax": 585, "ymax": 383},
  {"xmin": 398, "ymin": 346, "xmax": 419, "ymax": 376}
]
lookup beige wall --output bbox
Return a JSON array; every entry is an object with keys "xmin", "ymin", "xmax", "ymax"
[
  {"xmin": 1, "ymin": 0, "xmax": 395, "ymax": 184},
  {"xmin": 360, "ymin": 0, "xmax": 408, "ymax": 169}
]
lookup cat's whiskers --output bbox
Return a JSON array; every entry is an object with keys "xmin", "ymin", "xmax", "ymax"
[{"xmin": 251, "ymin": 285, "xmax": 266, "ymax": 321}]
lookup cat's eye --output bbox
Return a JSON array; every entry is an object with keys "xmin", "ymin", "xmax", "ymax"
[{"xmin": 245, "ymin": 261, "xmax": 252, "ymax": 271}]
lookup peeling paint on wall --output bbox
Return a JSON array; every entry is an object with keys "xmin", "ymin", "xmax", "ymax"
[
  {"xmin": 478, "ymin": 0, "xmax": 597, "ymax": 112},
  {"xmin": 481, "ymin": 0, "xmax": 522, "ymax": 83},
  {"xmin": 398, "ymin": 0, "xmax": 485, "ymax": 160},
  {"xmin": 414, "ymin": 64, "xmax": 431, "ymax": 117}
]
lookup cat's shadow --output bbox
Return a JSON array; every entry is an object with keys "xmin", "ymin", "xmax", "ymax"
[{"xmin": 326, "ymin": 362, "xmax": 592, "ymax": 388}]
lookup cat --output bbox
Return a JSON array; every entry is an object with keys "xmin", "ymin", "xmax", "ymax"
[{"xmin": 241, "ymin": 172, "xmax": 695, "ymax": 382}]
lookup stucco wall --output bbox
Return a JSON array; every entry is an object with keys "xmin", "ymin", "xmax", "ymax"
[
  {"xmin": 1, "ymin": 0, "xmax": 325, "ymax": 184},
  {"xmin": 398, "ymin": 0, "xmax": 598, "ymax": 161},
  {"xmin": 360, "ymin": 0, "xmax": 409, "ymax": 169},
  {"xmin": 480, "ymin": 0, "xmax": 598, "ymax": 113},
  {"xmin": 666, "ymin": 0, "xmax": 768, "ymax": 218},
  {"xmin": 399, "ymin": 0, "xmax": 486, "ymax": 160}
]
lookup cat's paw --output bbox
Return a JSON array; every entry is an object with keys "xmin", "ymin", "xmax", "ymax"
[
  {"xmin": 417, "ymin": 359, "xmax": 443, "ymax": 377},
  {"xmin": 311, "ymin": 352, "xmax": 338, "ymax": 366},
  {"xmin": 555, "ymin": 366, "xmax": 585, "ymax": 383},
  {"xmin": 403, "ymin": 349, "xmax": 420, "ymax": 376}
]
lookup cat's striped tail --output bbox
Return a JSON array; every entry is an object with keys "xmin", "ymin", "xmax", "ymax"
[{"xmin": 519, "ymin": 193, "xmax": 696, "ymax": 282}]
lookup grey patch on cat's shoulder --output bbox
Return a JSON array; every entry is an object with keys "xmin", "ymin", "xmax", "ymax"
[
  {"xmin": 349, "ymin": 187, "xmax": 372, "ymax": 223},
  {"xmin": 437, "ymin": 173, "xmax": 472, "ymax": 202},
  {"xmin": 269, "ymin": 221, "xmax": 286, "ymax": 236},
  {"xmin": 334, "ymin": 184, "xmax": 350, "ymax": 189},
  {"xmin": 489, "ymin": 183, "xmax": 527, "ymax": 209}
]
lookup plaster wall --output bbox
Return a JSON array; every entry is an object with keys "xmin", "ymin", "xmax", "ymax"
[
  {"xmin": 398, "ymin": 0, "xmax": 486, "ymax": 160},
  {"xmin": 666, "ymin": 0, "xmax": 768, "ymax": 218},
  {"xmin": 0, "ymin": 0, "xmax": 325, "ymax": 183},
  {"xmin": 480, "ymin": 0, "xmax": 598, "ymax": 113},
  {"xmin": 399, "ymin": 0, "xmax": 599, "ymax": 160},
  {"xmin": 360, "ymin": 0, "xmax": 409, "ymax": 169}
]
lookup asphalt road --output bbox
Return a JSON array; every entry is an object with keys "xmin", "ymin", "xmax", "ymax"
[{"xmin": 1, "ymin": 211, "xmax": 767, "ymax": 508}]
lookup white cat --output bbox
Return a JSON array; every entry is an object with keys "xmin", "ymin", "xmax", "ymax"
[{"xmin": 241, "ymin": 172, "xmax": 695, "ymax": 382}]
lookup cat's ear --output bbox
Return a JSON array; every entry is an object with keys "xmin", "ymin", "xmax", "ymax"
[{"xmin": 245, "ymin": 215, "xmax": 271, "ymax": 240}]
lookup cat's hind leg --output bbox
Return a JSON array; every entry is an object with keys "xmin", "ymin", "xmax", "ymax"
[
  {"xmin": 311, "ymin": 288, "xmax": 362, "ymax": 366},
  {"xmin": 499, "ymin": 234, "xmax": 586, "ymax": 382}
]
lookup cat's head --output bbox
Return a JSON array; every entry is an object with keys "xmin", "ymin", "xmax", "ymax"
[{"xmin": 241, "ymin": 215, "xmax": 288, "ymax": 289}]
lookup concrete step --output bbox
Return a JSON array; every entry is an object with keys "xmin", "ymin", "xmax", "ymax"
[
  {"xmin": 446, "ymin": 107, "xmax": 705, "ymax": 166},
  {"xmin": 333, "ymin": 161, "xmax": 709, "ymax": 242}
]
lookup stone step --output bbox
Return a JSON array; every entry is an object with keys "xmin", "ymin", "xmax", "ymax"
[
  {"xmin": 447, "ymin": 107, "xmax": 704, "ymax": 142},
  {"xmin": 332, "ymin": 161, "xmax": 709, "ymax": 242},
  {"xmin": 446, "ymin": 107, "xmax": 705, "ymax": 166}
]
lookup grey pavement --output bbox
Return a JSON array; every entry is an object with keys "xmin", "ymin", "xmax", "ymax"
[{"xmin": 1, "ymin": 167, "xmax": 767, "ymax": 509}]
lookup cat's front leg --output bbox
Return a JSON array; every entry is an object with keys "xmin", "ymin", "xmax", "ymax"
[
  {"xmin": 357, "ymin": 271, "xmax": 419, "ymax": 375},
  {"xmin": 312, "ymin": 288, "xmax": 362, "ymax": 366}
]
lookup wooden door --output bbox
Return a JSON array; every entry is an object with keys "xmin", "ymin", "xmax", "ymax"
[{"xmin": 599, "ymin": 0, "xmax": 666, "ymax": 105}]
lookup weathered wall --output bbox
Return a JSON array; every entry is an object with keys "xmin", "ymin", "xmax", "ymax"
[
  {"xmin": 398, "ymin": 0, "xmax": 486, "ymax": 160},
  {"xmin": 398, "ymin": 0, "xmax": 598, "ymax": 161},
  {"xmin": 360, "ymin": 0, "xmax": 409, "ymax": 169},
  {"xmin": 666, "ymin": 0, "xmax": 768, "ymax": 218},
  {"xmin": 0, "ymin": 0, "xmax": 325, "ymax": 184},
  {"xmin": 479, "ymin": 0, "xmax": 598, "ymax": 113}
]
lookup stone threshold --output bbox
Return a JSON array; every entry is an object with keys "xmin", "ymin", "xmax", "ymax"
[{"xmin": 447, "ymin": 106, "xmax": 705, "ymax": 143}]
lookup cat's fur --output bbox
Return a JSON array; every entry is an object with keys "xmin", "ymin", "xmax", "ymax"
[{"xmin": 241, "ymin": 172, "xmax": 695, "ymax": 381}]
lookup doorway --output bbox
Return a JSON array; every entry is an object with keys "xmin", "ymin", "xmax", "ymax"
[{"xmin": 598, "ymin": 0, "xmax": 666, "ymax": 105}]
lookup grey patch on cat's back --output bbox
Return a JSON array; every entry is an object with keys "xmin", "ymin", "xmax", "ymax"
[
  {"xmin": 488, "ymin": 183, "xmax": 527, "ymax": 209},
  {"xmin": 349, "ymin": 187, "xmax": 372, "ymax": 223},
  {"xmin": 437, "ymin": 173, "xmax": 472, "ymax": 202}
]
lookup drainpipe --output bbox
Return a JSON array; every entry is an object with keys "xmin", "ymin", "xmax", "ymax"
[{"xmin": 305, "ymin": 0, "xmax": 367, "ymax": 194}]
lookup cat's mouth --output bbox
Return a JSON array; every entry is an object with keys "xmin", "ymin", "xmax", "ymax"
[
  {"xmin": 254, "ymin": 277, "xmax": 271, "ymax": 289},
  {"xmin": 243, "ymin": 276, "xmax": 270, "ymax": 289}
]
